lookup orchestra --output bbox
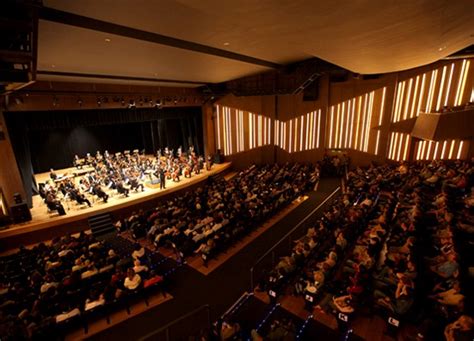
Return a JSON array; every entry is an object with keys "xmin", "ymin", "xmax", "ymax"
[{"xmin": 39, "ymin": 146, "xmax": 209, "ymax": 215}]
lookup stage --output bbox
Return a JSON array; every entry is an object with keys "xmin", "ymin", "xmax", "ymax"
[{"xmin": 0, "ymin": 162, "xmax": 231, "ymax": 251}]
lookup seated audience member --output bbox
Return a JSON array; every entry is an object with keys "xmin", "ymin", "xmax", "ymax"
[{"xmin": 124, "ymin": 268, "xmax": 142, "ymax": 291}]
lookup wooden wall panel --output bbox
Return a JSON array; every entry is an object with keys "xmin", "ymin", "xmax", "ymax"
[{"xmin": 0, "ymin": 111, "xmax": 27, "ymax": 209}]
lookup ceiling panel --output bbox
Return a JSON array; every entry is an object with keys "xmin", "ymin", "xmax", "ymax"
[
  {"xmin": 40, "ymin": 0, "xmax": 474, "ymax": 82},
  {"xmin": 38, "ymin": 20, "xmax": 269, "ymax": 84}
]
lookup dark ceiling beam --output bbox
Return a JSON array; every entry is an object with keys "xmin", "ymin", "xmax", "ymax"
[
  {"xmin": 39, "ymin": 6, "xmax": 281, "ymax": 69},
  {"xmin": 37, "ymin": 70, "xmax": 207, "ymax": 85}
]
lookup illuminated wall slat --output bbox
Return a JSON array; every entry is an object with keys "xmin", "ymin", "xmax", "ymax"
[{"xmin": 414, "ymin": 139, "xmax": 468, "ymax": 160}]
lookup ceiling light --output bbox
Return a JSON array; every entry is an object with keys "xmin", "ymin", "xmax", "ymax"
[
  {"xmin": 105, "ymin": 38, "xmax": 111, "ymax": 42},
  {"xmin": 223, "ymin": 42, "xmax": 230, "ymax": 46},
  {"xmin": 438, "ymin": 46, "xmax": 446, "ymax": 51},
  {"xmin": 51, "ymin": 64, "xmax": 55, "ymax": 68}
]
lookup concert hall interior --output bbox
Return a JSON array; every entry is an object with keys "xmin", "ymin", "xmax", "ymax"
[{"xmin": 1, "ymin": 1, "xmax": 474, "ymax": 340}]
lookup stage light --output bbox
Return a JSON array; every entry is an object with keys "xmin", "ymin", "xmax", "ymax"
[
  {"xmin": 53, "ymin": 96, "xmax": 58, "ymax": 107},
  {"xmin": 77, "ymin": 98, "xmax": 83, "ymax": 107},
  {"xmin": 97, "ymin": 97, "xmax": 102, "ymax": 107},
  {"xmin": 128, "ymin": 99, "xmax": 136, "ymax": 108}
]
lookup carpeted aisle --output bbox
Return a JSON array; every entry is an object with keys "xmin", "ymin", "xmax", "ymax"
[{"xmin": 89, "ymin": 177, "xmax": 342, "ymax": 340}]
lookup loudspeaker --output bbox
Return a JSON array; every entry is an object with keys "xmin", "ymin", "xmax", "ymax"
[{"xmin": 10, "ymin": 203, "xmax": 31, "ymax": 224}]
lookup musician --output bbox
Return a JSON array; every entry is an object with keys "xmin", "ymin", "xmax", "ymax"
[
  {"xmin": 116, "ymin": 179, "xmax": 130, "ymax": 197},
  {"xmin": 159, "ymin": 168, "xmax": 166, "ymax": 190},
  {"xmin": 45, "ymin": 192, "xmax": 66, "ymax": 215},
  {"xmin": 207, "ymin": 155, "xmax": 213, "ymax": 170},
  {"xmin": 49, "ymin": 168, "xmax": 58, "ymax": 181},
  {"xmin": 69, "ymin": 187, "xmax": 92, "ymax": 207},
  {"xmin": 129, "ymin": 176, "xmax": 144, "ymax": 192},
  {"xmin": 73, "ymin": 155, "xmax": 83, "ymax": 169},
  {"xmin": 92, "ymin": 183, "xmax": 109, "ymax": 203}
]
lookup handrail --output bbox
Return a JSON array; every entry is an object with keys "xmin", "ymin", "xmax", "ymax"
[
  {"xmin": 250, "ymin": 186, "xmax": 341, "ymax": 290},
  {"xmin": 137, "ymin": 304, "xmax": 211, "ymax": 341}
]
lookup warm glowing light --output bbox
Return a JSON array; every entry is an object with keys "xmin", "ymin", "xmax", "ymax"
[
  {"xmin": 349, "ymin": 99, "xmax": 356, "ymax": 148},
  {"xmin": 397, "ymin": 81, "xmax": 406, "ymax": 121},
  {"xmin": 436, "ymin": 65, "xmax": 447, "ymax": 111},
  {"xmin": 360, "ymin": 94, "xmax": 368, "ymax": 150},
  {"xmin": 355, "ymin": 97, "xmax": 362, "ymax": 150},
  {"xmin": 426, "ymin": 140, "xmax": 433, "ymax": 160},
  {"xmin": 457, "ymin": 60, "xmax": 471, "ymax": 105},
  {"xmin": 305, "ymin": 112, "xmax": 313, "ymax": 150},
  {"xmin": 216, "ymin": 105, "xmax": 221, "ymax": 150},
  {"xmin": 426, "ymin": 69, "xmax": 438, "ymax": 112},
  {"xmin": 249, "ymin": 113, "xmax": 253, "ymax": 150},
  {"xmin": 316, "ymin": 110, "xmax": 321, "ymax": 148},
  {"xmin": 441, "ymin": 140, "xmax": 447, "ymax": 159},
  {"xmin": 455, "ymin": 60, "xmax": 467, "ymax": 105},
  {"xmin": 345, "ymin": 101, "xmax": 351, "ymax": 148},
  {"xmin": 388, "ymin": 133, "xmax": 394, "ymax": 159},
  {"xmin": 403, "ymin": 78, "xmax": 413, "ymax": 120},
  {"xmin": 448, "ymin": 140, "xmax": 455, "ymax": 159},
  {"xmin": 417, "ymin": 73, "xmax": 427, "ymax": 116},
  {"xmin": 300, "ymin": 116, "xmax": 304, "ymax": 151},
  {"xmin": 393, "ymin": 133, "xmax": 399, "ymax": 160},
  {"xmin": 421, "ymin": 140, "xmax": 427, "ymax": 160},
  {"xmin": 329, "ymin": 106, "xmax": 334, "ymax": 148},
  {"xmin": 396, "ymin": 133, "xmax": 403, "ymax": 161},
  {"xmin": 444, "ymin": 63, "xmax": 455, "ymax": 107},
  {"xmin": 457, "ymin": 141, "xmax": 464, "ymax": 159},
  {"xmin": 335, "ymin": 104, "xmax": 340, "ymax": 148},
  {"xmin": 379, "ymin": 87, "xmax": 386, "ymax": 125},
  {"xmin": 403, "ymin": 134, "xmax": 410, "ymax": 160},
  {"xmin": 293, "ymin": 118, "xmax": 298, "ymax": 152},
  {"xmin": 393, "ymin": 82, "xmax": 402, "ymax": 122},
  {"xmin": 289, "ymin": 119, "xmax": 293, "ymax": 153},
  {"xmin": 433, "ymin": 141, "xmax": 439, "ymax": 160},
  {"xmin": 410, "ymin": 76, "xmax": 420, "ymax": 118},
  {"xmin": 416, "ymin": 141, "xmax": 422, "ymax": 160},
  {"xmin": 375, "ymin": 130, "xmax": 381, "ymax": 155}
]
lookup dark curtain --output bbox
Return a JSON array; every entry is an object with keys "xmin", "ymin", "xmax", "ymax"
[{"xmin": 5, "ymin": 106, "xmax": 203, "ymax": 206}]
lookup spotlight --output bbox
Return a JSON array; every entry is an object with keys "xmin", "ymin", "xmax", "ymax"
[
  {"xmin": 97, "ymin": 97, "xmax": 101, "ymax": 107},
  {"xmin": 14, "ymin": 97, "xmax": 23, "ymax": 105},
  {"xmin": 128, "ymin": 99, "xmax": 136, "ymax": 108},
  {"xmin": 53, "ymin": 96, "xmax": 58, "ymax": 107},
  {"xmin": 77, "ymin": 98, "xmax": 83, "ymax": 107}
]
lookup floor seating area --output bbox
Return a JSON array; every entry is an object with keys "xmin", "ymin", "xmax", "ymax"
[
  {"xmin": 0, "ymin": 232, "xmax": 169, "ymax": 339},
  {"xmin": 250, "ymin": 160, "xmax": 474, "ymax": 340},
  {"xmin": 118, "ymin": 163, "xmax": 320, "ymax": 266}
]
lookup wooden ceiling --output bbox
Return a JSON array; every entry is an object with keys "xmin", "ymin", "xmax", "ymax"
[{"xmin": 36, "ymin": 0, "xmax": 474, "ymax": 86}]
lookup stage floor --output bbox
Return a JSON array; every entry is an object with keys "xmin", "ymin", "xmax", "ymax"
[{"xmin": 0, "ymin": 162, "xmax": 231, "ymax": 240}]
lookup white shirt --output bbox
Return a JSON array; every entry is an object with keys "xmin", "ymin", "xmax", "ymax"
[{"xmin": 124, "ymin": 274, "xmax": 142, "ymax": 290}]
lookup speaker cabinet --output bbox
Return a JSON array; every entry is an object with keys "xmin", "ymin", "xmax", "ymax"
[{"xmin": 10, "ymin": 203, "xmax": 32, "ymax": 224}]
